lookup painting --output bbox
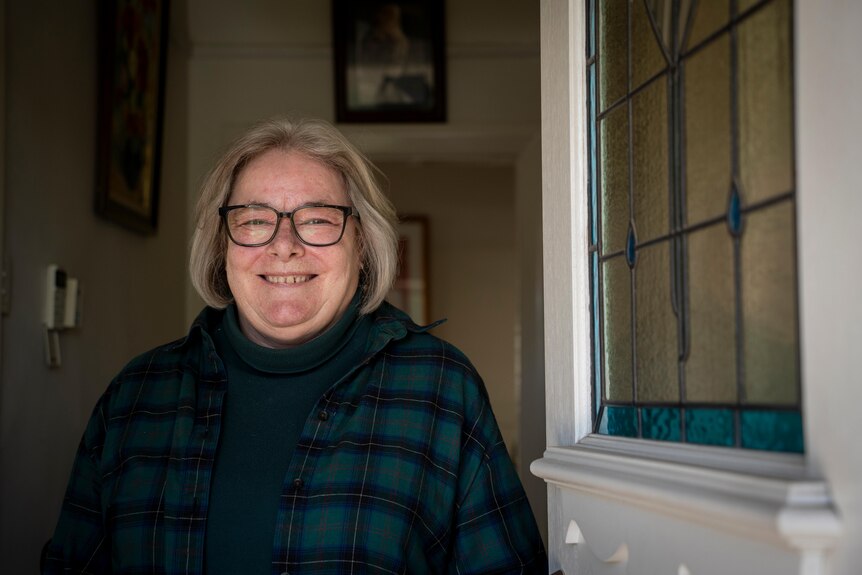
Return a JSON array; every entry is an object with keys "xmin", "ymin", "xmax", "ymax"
[
  {"xmin": 95, "ymin": 0, "xmax": 169, "ymax": 234},
  {"xmin": 333, "ymin": 0, "xmax": 446, "ymax": 123},
  {"xmin": 388, "ymin": 216, "xmax": 430, "ymax": 324}
]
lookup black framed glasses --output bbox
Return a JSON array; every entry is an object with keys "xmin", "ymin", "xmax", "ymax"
[{"xmin": 219, "ymin": 204, "xmax": 359, "ymax": 247}]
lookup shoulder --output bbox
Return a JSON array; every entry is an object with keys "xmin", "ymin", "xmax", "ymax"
[
  {"xmin": 369, "ymin": 302, "xmax": 490, "ymax": 411},
  {"xmin": 101, "ymin": 307, "xmax": 224, "ymax": 413}
]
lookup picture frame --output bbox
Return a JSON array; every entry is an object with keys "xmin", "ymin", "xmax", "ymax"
[
  {"xmin": 388, "ymin": 216, "xmax": 430, "ymax": 324},
  {"xmin": 333, "ymin": 0, "xmax": 446, "ymax": 123},
  {"xmin": 95, "ymin": 0, "xmax": 169, "ymax": 234}
]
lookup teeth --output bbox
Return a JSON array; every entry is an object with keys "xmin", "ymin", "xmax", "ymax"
[{"xmin": 264, "ymin": 275, "xmax": 311, "ymax": 284}]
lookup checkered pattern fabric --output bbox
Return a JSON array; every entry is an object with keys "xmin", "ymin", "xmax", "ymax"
[{"xmin": 43, "ymin": 304, "xmax": 547, "ymax": 574}]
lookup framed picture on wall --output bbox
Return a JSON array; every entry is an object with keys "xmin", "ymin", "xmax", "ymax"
[
  {"xmin": 95, "ymin": 0, "xmax": 169, "ymax": 234},
  {"xmin": 388, "ymin": 216, "xmax": 430, "ymax": 324},
  {"xmin": 333, "ymin": 0, "xmax": 446, "ymax": 123}
]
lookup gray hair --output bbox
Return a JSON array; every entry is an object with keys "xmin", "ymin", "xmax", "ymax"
[{"xmin": 189, "ymin": 117, "xmax": 399, "ymax": 315}]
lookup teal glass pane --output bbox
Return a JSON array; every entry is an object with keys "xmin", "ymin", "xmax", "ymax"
[
  {"xmin": 642, "ymin": 407, "xmax": 681, "ymax": 441},
  {"xmin": 685, "ymin": 408, "xmax": 735, "ymax": 446},
  {"xmin": 599, "ymin": 406, "xmax": 638, "ymax": 438},
  {"xmin": 741, "ymin": 410, "xmax": 804, "ymax": 453}
]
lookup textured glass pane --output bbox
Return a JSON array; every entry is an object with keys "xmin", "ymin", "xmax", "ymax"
[
  {"xmin": 644, "ymin": 0, "xmax": 673, "ymax": 53},
  {"xmin": 676, "ymin": 0, "xmax": 693, "ymax": 54},
  {"xmin": 684, "ymin": 34, "xmax": 731, "ymax": 225},
  {"xmin": 632, "ymin": 0, "xmax": 667, "ymax": 90},
  {"xmin": 738, "ymin": 0, "xmax": 793, "ymax": 205},
  {"xmin": 642, "ymin": 407, "xmax": 681, "ymax": 441},
  {"xmin": 741, "ymin": 410, "xmax": 803, "ymax": 453},
  {"xmin": 685, "ymin": 0, "xmax": 729, "ymax": 50},
  {"xmin": 737, "ymin": 0, "xmax": 761, "ymax": 15},
  {"xmin": 686, "ymin": 224, "xmax": 736, "ymax": 402},
  {"xmin": 599, "ymin": 0, "xmax": 627, "ymax": 111},
  {"xmin": 599, "ymin": 406, "xmax": 638, "ymax": 437},
  {"xmin": 603, "ymin": 257, "xmax": 633, "ymax": 402},
  {"xmin": 742, "ymin": 202, "xmax": 799, "ymax": 405},
  {"xmin": 686, "ymin": 408, "xmax": 735, "ymax": 446},
  {"xmin": 600, "ymin": 106, "xmax": 630, "ymax": 254},
  {"xmin": 635, "ymin": 243, "xmax": 678, "ymax": 402},
  {"xmin": 632, "ymin": 78, "xmax": 669, "ymax": 243}
]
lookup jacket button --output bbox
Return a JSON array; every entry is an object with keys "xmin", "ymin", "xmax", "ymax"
[
  {"xmin": 317, "ymin": 410, "xmax": 329, "ymax": 421},
  {"xmin": 293, "ymin": 478, "xmax": 304, "ymax": 490}
]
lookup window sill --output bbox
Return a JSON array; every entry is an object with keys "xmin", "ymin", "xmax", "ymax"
[{"xmin": 531, "ymin": 436, "xmax": 842, "ymax": 551}]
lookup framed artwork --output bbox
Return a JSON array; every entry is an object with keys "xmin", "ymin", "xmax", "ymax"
[
  {"xmin": 95, "ymin": 0, "xmax": 169, "ymax": 234},
  {"xmin": 333, "ymin": 0, "xmax": 446, "ymax": 123},
  {"xmin": 388, "ymin": 216, "xmax": 430, "ymax": 324}
]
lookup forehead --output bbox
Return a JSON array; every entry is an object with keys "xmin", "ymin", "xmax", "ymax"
[{"xmin": 230, "ymin": 150, "xmax": 348, "ymax": 205}]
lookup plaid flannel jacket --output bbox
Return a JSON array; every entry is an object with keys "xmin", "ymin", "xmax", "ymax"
[{"xmin": 43, "ymin": 304, "xmax": 547, "ymax": 574}]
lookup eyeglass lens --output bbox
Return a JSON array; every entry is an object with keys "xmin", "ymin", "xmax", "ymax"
[{"xmin": 225, "ymin": 206, "xmax": 348, "ymax": 246}]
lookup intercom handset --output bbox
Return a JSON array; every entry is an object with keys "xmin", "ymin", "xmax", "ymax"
[
  {"xmin": 45, "ymin": 265, "xmax": 66, "ymax": 329},
  {"xmin": 44, "ymin": 264, "xmax": 81, "ymax": 368},
  {"xmin": 44, "ymin": 264, "xmax": 79, "ymax": 330}
]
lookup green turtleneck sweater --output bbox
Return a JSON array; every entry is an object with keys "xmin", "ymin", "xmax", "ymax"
[{"xmin": 205, "ymin": 292, "xmax": 371, "ymax": 575}]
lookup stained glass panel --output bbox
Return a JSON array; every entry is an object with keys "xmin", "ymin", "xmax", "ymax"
[
  {"xmin": 741, "ymin": 202, "xmax": 799, "ymax": 405},
  {"xmin": 684, "ymin": 34, "xmax": 731, "ymax": 225},
  {"xmin": 603, "ymin": 257, "xmax": 632, "ymax": 402},
  {"xmin": 642, "ymin": 407, "xmax": 681, "ymax": 441},
  {"xmin": 686, "ymin": 408, "xmax": 735, "ymax": 447},
  {"xmin": 635, "ymin": 244, "xmax": 678, "ymax": 402},
  {"xmin": 632, "ymin": 0, "xmax": 668, "ymax": 90},
  {"xmin": 738, "ymin": 0, "xmax": 793, "ymax": 205},
  {"xmin": 686, "ymin": 224, "xmax": 736, "ymax": 402},
  {"xmin": 686, "ymin": 0, "xmax": 729, "ymax": 50},
  {"xmin": 741, "ymin": 410, "xmax": 803, "ymax": 452},
  {"xmin": 632, "ymin": 78, "xmax": 669, "ymax": 243},
  {"xmin": 590, "ymin": 0, "xmax": 801, "ymax": 453},
  {"xmin": 600, "ymin": 106, "xmax": 630, "ymax": 255},
  {"xmin": 599, "ymin": 0, "xmax": 627, "ymax": 112}
]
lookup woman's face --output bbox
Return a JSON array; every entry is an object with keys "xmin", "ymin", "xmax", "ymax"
[{"xmin": 225, "ymin": 149, "xmax": 361, "ymax": 348}]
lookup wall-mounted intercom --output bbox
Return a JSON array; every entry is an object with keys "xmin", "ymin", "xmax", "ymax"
[{"xmin": 44, "ymin": 264, "xmax": 81, "ymax": 368}]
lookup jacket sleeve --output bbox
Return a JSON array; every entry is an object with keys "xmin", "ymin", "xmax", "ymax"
[
  {"xmin": 448, "ymin": 378, "xmax": 548, "ymax": 574},
  {"xmin": 42, "ymin": 395, "xmax": 112, "ymax": 574}
]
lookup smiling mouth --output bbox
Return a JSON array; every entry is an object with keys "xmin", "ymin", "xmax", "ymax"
[{"xmin": 263, "ymin": 275, "xmax": 314, "ymax": 284}]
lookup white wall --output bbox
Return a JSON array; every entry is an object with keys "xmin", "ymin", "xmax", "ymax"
[{"xmin": 0, "ymin": 1, "xmax": 189, "ymax": 572}]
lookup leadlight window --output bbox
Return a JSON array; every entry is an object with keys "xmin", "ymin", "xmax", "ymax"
[{"xmin": 586, "ymin": 0, "xmax": 802, "ymax": 452}]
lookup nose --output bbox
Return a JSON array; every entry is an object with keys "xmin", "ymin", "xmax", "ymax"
[{"xmin": 267, "ymin": 216, "xmax": 305, "ymax": 257}]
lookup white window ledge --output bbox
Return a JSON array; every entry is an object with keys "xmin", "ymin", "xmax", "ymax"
[{"xmin": 531, "ymin": 436, "xmax": 842, "ymax": 552}]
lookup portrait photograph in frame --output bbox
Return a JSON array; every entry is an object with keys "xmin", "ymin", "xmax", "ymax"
[
  {"xmin": 388, "ymin": 216, "xmax": 430, "ymax": 325},
  {"xmin": 95, "ymin": 0, "xmax": 169, "ymax": 234},
  {"xmin": 333, "ymin": 0, "xmax": 446, "ymax": 123}
]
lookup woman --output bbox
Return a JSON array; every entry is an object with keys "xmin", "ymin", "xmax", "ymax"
[{"xmin": 43, "ymin": 118, "xmax": 547, "ymax": 574}]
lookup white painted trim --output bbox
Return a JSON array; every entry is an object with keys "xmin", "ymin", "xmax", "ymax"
[
  {"xmin": 532, "ymin": 446, "xmax": 841, "ymax": 551},
  {"xmin": 540, "ymin": 0, "xmax": 591, "ymax": 450}
]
